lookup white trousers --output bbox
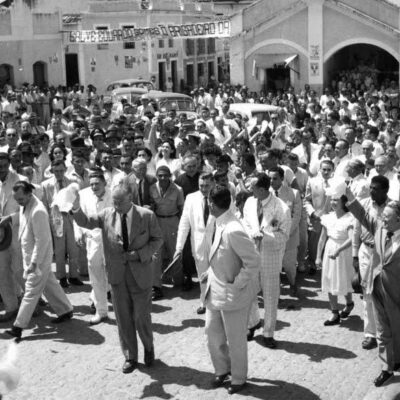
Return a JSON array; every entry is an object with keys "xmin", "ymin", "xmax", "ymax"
[
  {"xmin": 205, "ymin": 305, "xmax": 250, "ymax": 385},
  {"xmin": 248, "ymin": 248, "xmax": 284, "ymax": 337},
  {"xmin": 359, "ymin": 243, "xmax": 376, "ymax": 338},
  {"xmin": 87, "ymin": 238, "xmax": 108, "ymax": 317},
  {"xmin": 15, "ymin": 263, "xmax": 72, "ymax": 329}
]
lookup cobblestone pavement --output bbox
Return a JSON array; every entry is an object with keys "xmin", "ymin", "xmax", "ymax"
[{"xmin": 1, "ymin": 271, "xmax": 400, "ymax": 400}]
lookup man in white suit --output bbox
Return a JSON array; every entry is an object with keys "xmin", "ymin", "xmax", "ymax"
[
  {"xmin": 304, "ymin": 159, "xmax": 334, "ymax": 273},
  {"xmin": 76, "ymin": 169, "xmax": 112, "ymax": 324},
  {"xmin": 243, "ymin": 173, "xmax": 291, "ymax": 348},
  {"xmin": 0, "ymin": 153, "xmax": 26, "ymax": 322},
  {"xmin": 203, "ymin": 186, "xmax": 259, "ymax": 395},
  {"xmin": 174, "ymin": 172, "xmax": 215, "ymax": 314},
  {"xmin": 1, "ymin": 181, "xmax": 73, "ymax": 339},
  {"xmin": 269, "ymin": 166, "xmax": 302, "ymax": 295}
]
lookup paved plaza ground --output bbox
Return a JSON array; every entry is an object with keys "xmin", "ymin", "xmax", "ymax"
[{"xmin": 1, "ymin": 271, "xmax": 400, "ymax": 400}]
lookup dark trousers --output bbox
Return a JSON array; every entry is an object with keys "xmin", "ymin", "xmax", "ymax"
[
  {"xmin": 182, "ymin": 234, "xmax": 196, "ymax": 279},
  {"xmin": 111, "ymin": 266, "xmax": 153, "ymax": 361}
]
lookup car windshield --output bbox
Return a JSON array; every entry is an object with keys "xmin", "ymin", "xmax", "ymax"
[
  {"xmin": 252, "ymin": 111, "xmax": 270, "ymax": 124},
  {"xmin": 158, "ymin": 98, "xmax": 195, "ymax": 113}
]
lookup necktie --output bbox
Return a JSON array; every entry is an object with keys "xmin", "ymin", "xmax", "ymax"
[
  {"xmin": 203, "ymin": 197, "xmax": 209, "ymax": 226},
  {"xmin": 275, "ymin": 190, "xmax": 279, "ymax": 197},
  {"xmin": 257, "ymin": 199, "xmax": 263, "ymax": 225},
  {"xmin": 121, "ymin": 213, "xmax": 129, "ymax": 251},
  {"xmin": 384, "ymin": 231, "xmax": 393, "ymax": 263},
  {"xmin": 305, "ymin": 145, "xmax": 311, "ymax": 164},
  {"xmin": 138, "ymin": 179, "xmax": 143, "ymax": 206},
  {"xmin": 58, "ymin": 180, "xmax": 63, "ymax": 189}
]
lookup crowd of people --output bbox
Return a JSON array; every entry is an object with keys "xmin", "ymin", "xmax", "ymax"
[{"xmin": 0, "ymin": 72, "xmax": 400, "ymax": 393}]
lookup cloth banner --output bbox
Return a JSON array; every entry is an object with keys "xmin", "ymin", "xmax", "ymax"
[{"xmin": 68, "ymin": 19, "xmax": 230, "ymax": 43}]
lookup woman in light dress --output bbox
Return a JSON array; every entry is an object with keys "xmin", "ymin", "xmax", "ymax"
[{"xmin": 316, "ymin": 185, "xmax": 355, "ymax": 326}]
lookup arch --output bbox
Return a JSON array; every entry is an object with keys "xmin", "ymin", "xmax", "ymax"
[
  {"xmin": 33, "ymin": 61, "xmax": 48, "ymax": 87},
  {"xmin": 244, "ymin": 39, "xmax": 308, "ymax": 60},
  {"xmin": 324, "ymin": 38, "xmax": 400, "ymax": 63},
  {"xmin": 0, "ymin": 63, "xmax": 14, "ymax": 87}
]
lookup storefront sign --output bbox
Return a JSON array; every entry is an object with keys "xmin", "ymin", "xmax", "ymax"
[{"xmin": 68, "ymin": 19, "xmax": 230, "ymax": 43}]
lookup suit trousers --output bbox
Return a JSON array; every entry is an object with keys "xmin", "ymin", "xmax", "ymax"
[
  {"xmin": 248, "ymin": 248, "xmax": 284, "ymax": 337},
  {"xmin": 195, "ymin": 259, "xmax": 208, "ymax": 306},
  {"xmin": 152, "ymin": 216, "xmax": 179, "ymax": 287},
  {"xmin": 297, "ymin": 212, "xmax": 308, "ymax": 267},
  {"xmin": 308, "ymin": 221, "xmax": 322, "ymax": 264},
  {"xmin": 205, "ymin": 305, "xmax": 250, "ymax": 385},
  {"xmin": 111, "ymin": 266, "xmax": 153, "ymax": 361},
  {"xmin": 0, "ymin": 226, "xmax": 24, "ymax": 312},
  {"xmin": 53, "ymin": 215, "xmax": 79, "ymax": 280},
  {"xmin": 282, "ymin": 246, "xmax": 298, "ymax": 286},
  {"xmin": 14, "ymin": 264, "xmax": 73, "ymax": 328},
  {"xmin": 77, "ymin": 241, "xmax": 88, "ymax": 276},
  {"xmin": 359, "ymin": 243, "xmax": 376, "ymax": 338},
  {"xmin": 372, "ymin": 274, "xmax": 400, "ymax": 371},
  {"xmin": 87, "ymin": 238, "xmax": 108, "ymax": 317}
]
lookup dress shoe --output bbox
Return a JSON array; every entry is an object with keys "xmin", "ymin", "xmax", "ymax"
[
  {"xmin": 228, "ymin": 383, "xmax": 246, "ymax": 395},
  {"xmin": 51, "ymin": 310, "xmax": 73, "ymax": 324},
  {"xmin": 0, "ymin": 309, "xmax": 18, "ymax": 323},
  {"xmin": 196, "ymin": 306, "xmax": 206, "ymax": 315},
  {"xmin": 5, "ymin": 325, "xmax": 22, "ymax": 339},
  {"xmin": 152, "ymin": 286, "xmax": 164, "ymax": 301},
  {"xmin": 68, "ymin": 277, "xmax": 84, "ymax": 286},
  {"xmin": 247, "ymin": 321, "xmax": 262, "ymax": 341},
  {"xmin": 339, "ymin": 302, "xmax": 354, "ymax": 318},
  {"xmin": 89, "ymin": 314, "xmax": 108, "ymax": 325},
  {"xmin": 374, "ymin": 370, "xmax": 393, "ymax": 387},
  {"xmin": 212, "ymin": 372, "xmax": 230, "ymax": 387},
  {"xmin": 59, "ymin": 277, "xmax": 69, "ymax": 288},
  {"xmin": 362, "ymin": 337, "xmax": 377, "ymax": 350},
  {"xmin": 144, "ymin": 348, "xmax": 155, "ymax": 367},
  {"xmin": 262, "ymin": 337, "xmax": 277, "ymax": 349},
  {"xmin": 122, "ymin": 360, "xmax": 137, "ymax": 374},
  {"xmin": 324, "ymin": 312, "xmax": 340, "ymax": 326}
]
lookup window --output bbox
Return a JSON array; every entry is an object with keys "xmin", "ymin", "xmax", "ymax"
[
  {"xmin": 122, "ymin": 25, "xmax": 135, "ymax": 49},
  {"xmin": 197, "ymin": 39, "xmax": 205, "ymax": 55},
  {"xmin": 168, "ymin": 38, "xmax": 174, "ymax": 48},
  {"xmin": 186, "ymin": 39, "xmax": 194, "ymax": 56},
  {"xmin": 95, "ymin": 25, "xmax": 109, "ymax": 50},
  {"xmin": 159, "ymin": 39, "xmax": 164, "ymax": 48},
  {"xmin": 207, "ymin": 38, "xmax": 215, "ymax": 54}
]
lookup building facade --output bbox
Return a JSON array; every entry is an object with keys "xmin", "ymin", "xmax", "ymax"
[
  {"xmin": 0, "ymin": 0, "xmax": 230, "ymax": 93},
  {"xmin": 230, "ymin": 0, "xmax": 400, "ymax": 93}
]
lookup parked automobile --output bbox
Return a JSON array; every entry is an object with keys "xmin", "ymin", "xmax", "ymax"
[
  {"xmin": 228, "ymin": 103, "xmax": 279, "ymax": 124},
  {"xmin": 106, "ymin": 78, "xmax": 154, "ymax": 94}
]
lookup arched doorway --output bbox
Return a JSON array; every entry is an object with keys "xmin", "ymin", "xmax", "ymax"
[
  {"xmin": 324, "ymin": 43, "xmax": 399, "ymax": 90},
  {"xmin": 33, "ymin": 61, "xmax": 48, "ymax": 87},
  {"xmin": 0, "ymin": 64, "xmax": 14, "ymax": 87}
]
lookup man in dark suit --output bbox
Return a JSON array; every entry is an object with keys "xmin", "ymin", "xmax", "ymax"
[
  {"xmin": 72, "ymin": 181, "xmax": 163, "ymax": 374},
  {"xmin": 346, "ymin": 185, "xmax": 400, "ymax": 387}
]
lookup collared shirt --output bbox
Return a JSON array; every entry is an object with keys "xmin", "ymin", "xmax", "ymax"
[
  {"xmin": 175, "ymin": 172, "xmax": 200, "ymax": 198},
  {"xmin": 117, "ymin": 204, "xmax": 133, "ymax": 241},
  {"xmin": 103, "ymin": 167, "xmax": 124, "ymax": 191},
  {"xmin": 150, "ymin": 181, "xmax": 184, "ymax": 217},
  {"xmin": 350, "ymin": 173, "xmax": 369, "ymax": 201},
  {"xmin": 352, "ymin": 197, "xmax": 389, "ymax": 256},
  {"xmin": 67, "ymin": 169, "xmax": 90, "ymax": 190}
]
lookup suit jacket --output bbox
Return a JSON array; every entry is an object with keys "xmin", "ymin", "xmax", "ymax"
[
  {"xmin": 205, "ymin": 210, "xmax": 260, "ymax": 311},
  {"xmin": 304, "ymin": 175, "xmax": 331, "ymax": 218},
  {"xmin": 243, "ymin": 195, "xmax": 291, "ymax": 252},
  {"xmin": 119, "ymin": 172, "xmax": 142, "ymax": 205},
  {"xmin": 175, "ymin": 190, "xmax": 215, "ymax": 262},
  {"xmin": 274, "ymin": 185, "xmax": 302, "ymax": 249},
  {"xmin": 17, "ymin": 195, "xmax": 53, "ymax": 272},
  {"xmin": 348, "ymin": 199, "xmax": 400, "ymax": 307},
  {"xmin": 74, "ymin": 204, "xmax": 163, "ymax": 287}
]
